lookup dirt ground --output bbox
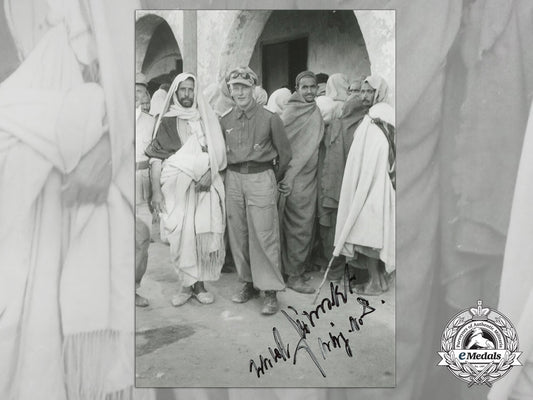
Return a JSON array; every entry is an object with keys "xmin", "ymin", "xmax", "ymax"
[{"xmin": 135, "ymin": 240, "xmax": 395, "ymax": 388}]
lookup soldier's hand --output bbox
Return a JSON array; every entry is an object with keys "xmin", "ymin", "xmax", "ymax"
[
  {"xmin": 151, "ymin": 191, "xmax": 166, "ymax": 214},
  {"xmin": 196, "ymin": 170, "xmax": 212, "ymax": 192},
  {"xmin": 278, "ymin": 178, "xmax": 292, "ymax": 197}
]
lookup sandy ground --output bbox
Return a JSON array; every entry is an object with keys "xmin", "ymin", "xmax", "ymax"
[{"xmin": 135, "ymin": 241, "xmax": 395, "ymax": 388}]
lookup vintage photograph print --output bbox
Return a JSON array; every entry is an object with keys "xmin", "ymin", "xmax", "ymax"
[{"xmin": 135, "ymin": 8, "xmax": 395, "ymax": 387}]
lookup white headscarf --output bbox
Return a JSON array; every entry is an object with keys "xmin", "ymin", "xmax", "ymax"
[
  {"xmin": 153, "ymin": 73, "xmax": 227, "ymax": 174},
  {"xmin": 158, "ymin": 73, "xmax": 201, "ymax": 122},
  {"xmin": 325, "ymin": 73, "xmax": 350, "ymax": 102},
  {"xmin": 369, "ymin": 101, "xmax": 395, "ymax": 126},
  {"xmin": 315, "ymin": 95, "xmax": 337, "ymax": 124},
  {"xmin": 149, "ymin": 87, "xmax": 167, "ymax": 116},
  {"xmin": 254, "ymin": 86, "xmax": 268, "ymax": 105},
  {"xmin": 364, "ymin": 75, "xmax": 390, "ymax": 105},
  {"xmin": 266, "ymin": 87, "xmax": 291, "ymax": 114},
  {"xmin": 203, "ymin": 82, "xmax": 219, "ymax": 110}
]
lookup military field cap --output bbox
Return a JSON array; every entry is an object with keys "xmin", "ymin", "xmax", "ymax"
[
  {"xmin": 227, "ymin": 67, "xmax": 258, "ymax": 87},
  {"xmin": 136, "ymin": 72, "xmax": 148, "ymax": 87}
]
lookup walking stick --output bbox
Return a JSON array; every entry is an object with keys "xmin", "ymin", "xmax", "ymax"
[{"xmin": 313, "ymin": 255, "xmax": 336, "ymax": 304}]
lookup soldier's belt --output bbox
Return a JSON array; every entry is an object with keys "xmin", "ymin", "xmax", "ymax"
[{"xmin": 227, "ymin": 161, "xmax": 273, "ymax": 174}]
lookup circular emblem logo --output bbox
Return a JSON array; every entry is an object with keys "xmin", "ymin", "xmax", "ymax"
[{"xmin": 438, "ymin": 300, "xmax": 522, "ymax": 387}]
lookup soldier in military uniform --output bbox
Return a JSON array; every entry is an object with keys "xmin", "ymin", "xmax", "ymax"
[{"xmin": 220, "ymin": 67, "xmax": 292, "ymax": 315}]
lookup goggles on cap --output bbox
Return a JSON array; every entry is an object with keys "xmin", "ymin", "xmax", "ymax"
[{"xmin": 228, "ymin": 69, "xmax": 257, "ymax": 84}]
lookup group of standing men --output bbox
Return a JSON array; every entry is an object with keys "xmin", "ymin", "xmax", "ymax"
[{"xmin": 135, "ymin": 65, "xmax": 395, "ymax": 315}]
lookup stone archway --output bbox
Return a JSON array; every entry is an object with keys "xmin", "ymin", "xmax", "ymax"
[
  {"xmin": 216, "ymin": 10, "xmax": 395, "ymax": 100},
  {"xmin": 216, "ymin": 11, "xmax": 271, "ymax": 83},
  {"xmin": 135, "ymin": 11, "xmax": 184, "ymax": 76}
]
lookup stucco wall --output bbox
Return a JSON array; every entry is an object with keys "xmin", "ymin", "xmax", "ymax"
[
  {"xmin": 249, "ymin": 10, "xmax": 370, "ymax": 88},
  {"xmin": 354, "ymin": 10, "xmax": 395, "ymax": 104},
  {"xmin": 214, "ymin": 11, "xmax": 272, "ymax": 84},
  {"xmin": 196, "ymin": 10, "xmax": 240, "ymax": 87},
  {"xmin": 136, "ymin": 10, "xmax": 395, "ymax": 102}
]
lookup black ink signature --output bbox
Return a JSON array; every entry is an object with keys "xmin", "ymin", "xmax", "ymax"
[
  {"xmin": 249, "ymin": 327, "xmax": 292, "ymax": 378},
  {"xmin": 317, "ymin": 329, "xmax": 353, "ymax": 360},
  {"xmin": 249, "ymin": 264, "xmax": 383, "ymax": 378},
  {"xmin": 348, "ymin": 297, "xmax": 376, "ymax": 332}
]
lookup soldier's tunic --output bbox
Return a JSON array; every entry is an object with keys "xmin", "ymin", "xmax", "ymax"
[{"xmin": 220, "ymin": 101, "xmax": 291, "ymax": 290}]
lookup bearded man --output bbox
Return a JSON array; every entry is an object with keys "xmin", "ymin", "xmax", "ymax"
[
  {"xmin": 334, "ymin": 75, "xmax": 395, "ymax": 295},
  {"xmin": 317, "ymin": 78, "xmax": 369, "ymax": 283},
  {"xmin": 146, "ymin": 73, "xmax": 227, "ymax": 307}
]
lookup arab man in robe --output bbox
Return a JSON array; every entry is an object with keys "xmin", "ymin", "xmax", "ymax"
[
  {"xmin": 333, "ymin": 75, "xmax": 395, "ymax": 295},
  {"xmin": 146, "ymin": 73, "xmax": 227, "ymax": 307},
  {"xmin": 279, "ymin": 71, "xmax": 325, "ymax": 294}
]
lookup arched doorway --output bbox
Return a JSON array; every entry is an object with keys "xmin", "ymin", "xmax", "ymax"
[
  {"xmin": 216, "ymin": 10, "xmax": 394, "ymax": 99},
  {"xmin": 135, "ymin": 13, "xmax": 183, "ymax": 95},
  {"xmin": 252, "ymin": 10, "xmax": 370, "ymax": 94}
]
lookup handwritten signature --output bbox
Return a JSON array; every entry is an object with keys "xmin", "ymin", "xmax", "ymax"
[{"xmin": 249, "ymin": 265, "xmax": 381, "ymax": 378}]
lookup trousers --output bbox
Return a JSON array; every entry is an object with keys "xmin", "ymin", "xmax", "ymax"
[{"xmin": 225, "ymin": 169, "xmax": 285, "ymax": 291}]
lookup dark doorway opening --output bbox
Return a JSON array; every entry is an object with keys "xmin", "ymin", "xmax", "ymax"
[
  {"xmin": 147, "ymin": 60, "xmax": 182, "ymax": 97},
  {"xmin": 141, "ymin": 20, "xmax": 182, "ymax": 96},
  {"xmin": 262, "ymin": 36, "xmax": 308, "ymax": 95}
]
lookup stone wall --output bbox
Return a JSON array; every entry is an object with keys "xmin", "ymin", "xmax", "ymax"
[
  {"xmin": 136, "ymin": 9, "xmax": 395, "ymax": 101},
  {"xmin": 196, "ymin": 10, "xmax": 240, "ymax": 87},
  {"xmin": 248, "ymin": 10, "xmax": 370, "ymax": 87},
  {"xmin": 355, "ymin": 10, "xmax": 395, "ymax": 104}
]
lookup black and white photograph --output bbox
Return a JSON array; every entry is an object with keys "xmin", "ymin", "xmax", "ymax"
[
  {"xmin": 3, "ymin": 0, "xmax": 533, "ymax": 399},
  {"xmin": 134, "ymin": 8, "xmax": 396, "ymax": 388}
]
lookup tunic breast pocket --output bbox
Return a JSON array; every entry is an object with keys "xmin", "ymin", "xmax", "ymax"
[{"xmin": 225, "ymin": 126, "xmax": 243, "ymax": 153}]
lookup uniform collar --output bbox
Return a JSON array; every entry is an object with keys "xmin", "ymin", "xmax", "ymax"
[{"xmin": 236, "ymin": 100, "xmax": 259, "ymax": 120}]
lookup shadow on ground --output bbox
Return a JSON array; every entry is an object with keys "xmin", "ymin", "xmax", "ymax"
[{"xmin": 137, "ymin": 325, "xmax": 196, "ymax": 357}]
